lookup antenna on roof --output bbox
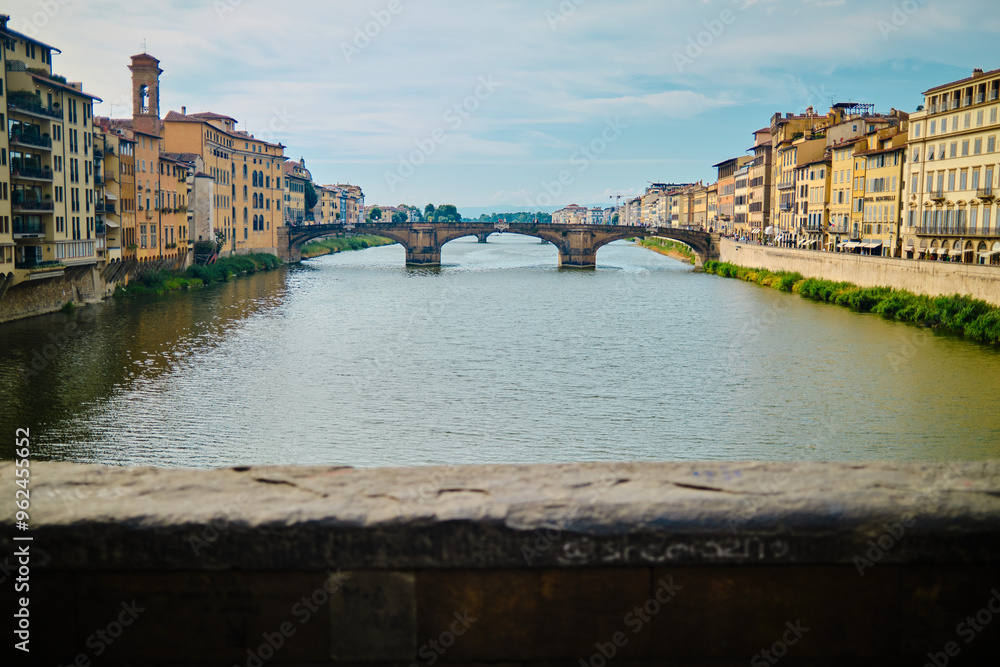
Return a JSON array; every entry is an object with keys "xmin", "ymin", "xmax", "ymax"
[{"xmin": 141, "ymin": 38, "xmax": 147, "ymax": 53}]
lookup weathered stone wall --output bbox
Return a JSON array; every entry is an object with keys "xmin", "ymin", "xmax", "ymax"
[
  {"xmin": 0, "ymin": 267, "xmax": 104, "ymax": 323},
  {"xmin": 1, "ymin": 461, "xmax": 998, "ymax": 665},
  {"xmin": 719, "ymin": 239, "xmax": 1000, "ymax": 306}
]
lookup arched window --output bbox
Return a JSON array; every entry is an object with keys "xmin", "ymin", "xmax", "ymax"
[
  {"xmin": 265, "ymin": 176, "xmax": 270, "ymax": 189},
  {"xmin": 243, "ymin": 164, "xmax": 248, "ymax": 179},
  {"xmin": 243, "ymin": 208, "xmax": 248, "ymax": 224},
  {"xmin": 243, "ymin": 185, "xmax": 248, "ymax": 202}
]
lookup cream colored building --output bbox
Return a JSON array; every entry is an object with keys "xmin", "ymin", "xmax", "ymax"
[
  {"xmin": 904, "ymin": 67, "xmax": 1000, "ymax": 264},
  {"xmin": 552, "ymin": 204, "xmax": 589, "ymax": 225},
  {"xmin": 2, "ymin": 15, "xmax": 104, "ymax": 285},
  {"xmin": 796, "ymin": 158, "xmax": 831, "ymax": 250}
]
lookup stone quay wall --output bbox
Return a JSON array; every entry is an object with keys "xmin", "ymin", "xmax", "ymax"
[
  {"xmin": 719, "ymin": 238, "xmax": 1000, "ymax": 306},
  {"xmin": 1, "ymin": 461, "xmax": 998, "ymax": 665}
]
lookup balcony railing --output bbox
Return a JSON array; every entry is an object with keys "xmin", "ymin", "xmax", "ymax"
[
  {"xmin": 96, "ymin": 222, "xmax": 106, "ymax": 236},
  {"xmin": 7, "ymin": 98, "xmax": 63, "ymax": 120},
  {"xmin": 927, "ymin": 104, "xmax": 938, "ymax": 114},
  {"xmin": 827, "ymin": 224, "xmax": 850, "ymax": 234},
  {"xmin": 13, "ymin": 220, "xmax": 46, "ymax": 235},
  {"xmin": 990, "ymin": 90, "xmax": 999, "ymax": 102},
  {"xmin": 13, "ymin": 201, "xmax": 55, "ymax": 212},
  {"xmin": 929, "ymin": 189, "xmax": 946, "ymax": 201},
  {"xmin": 950, "ymin": 99, "xmax": 960, "ymax": 110},
  {"xmin": 95, "ymin": 202, "xmax": 106, "ymax": 213},
  {"xmin": 962, "ymin": 96, "xmax": 972, "ymax": 107},
  {"xmin": 976, "ymin": 93, "xmax": 985, "ymax": 104},
  {"xmin": 94, "ymin": 174, "xmax": 104, "ymax": 186},
  {"xmin": 11, "ymin": 165, "xmax": 54, "ymax": 181},
  {"xmin": 9, "ymin": 132, "xmax": 52, "ymax": 149},
  {"xmin": 916, "ymin": 224, "xmax": 995, "ymax": 237},
  {"xmin": 779, "ymin": 203, "xmax": 793, "ymax": 212},
  {"xmin": 104, "ymin": 201, "xmax": 117, "ymax": 214},
  {"xmin": 978, "ymin": 187, "xmax": 995, "ymax": 200}
]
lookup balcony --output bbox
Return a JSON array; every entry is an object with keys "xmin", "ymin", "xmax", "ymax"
[
  {"xmin": 777, "ymin": 181, "xmax": 795, "ymax": 191},
  {"xmin": 927, "ymin": 104, "xmax": 938, "ymax": 114},
  {"xmin": 978, "ymin": 187, "xmax": 995, "ymax": 201},
  {"xmin": 779, "ymin": 203, "xmax": 794, "ymax": 212},
  {"xmin": 13, "ymin": 219, "xmax": 46, "ymax": 236},
  {"xmin": 949, "ymin": 99, "xmax": 959, "ymax": 110},
  {"xmin": 9, "ymin": 132, "xmax": 52, "ymax": 150},
  {"xmin": 104, "ymin": 144, "xmax": 116, "ymax": 156},
  {"xmin": 990, "ymin": 90, "xmax": 999, "ymax": 102},
  {"xmin": 96, "ymin": 221, "xmax": 106, "ymax": 236},
  {"xmin": 13, "ymin": 201, "xmax": 55, "ymax": 214},
  {"xmin": 7, "ymin": 97, "xmax": 63, "ymax": 121},
  {"xmin": 11, "ymin": 165, "xmax": 54, "ymax": 182},
  {"xmin": 104, "ymin": 201, "xmax": 117, "ymax": 214},
  {"xmin": 976, "ymin": 93, "xmax": 985, "ymax": 104},
  {"xmin": 929, "ymin": 189, "xmax": 946, "ymax": 201},
  {"xmin": 916, "ymin": 224, "xmax": 994, "ymax": 238},
  {"xmin": 95, "ymin": 202, "xmax": 106, "ymax": 214},
  {"xmin": 95, "ymin": 174, "xmax": 104, "ymax": 186},
  {"xmin": 962, "ymin": 96, "xmax": 972, "ymax": 107}
]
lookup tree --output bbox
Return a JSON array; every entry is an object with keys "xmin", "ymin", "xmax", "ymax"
[
  {"xmin": 425, "ymin": 204, "xmax": 436, "ymax": 218},
  {"xmin": 612, "ymin": 213, "xmax": 620, "ymax": 225},
  {"xmin": 435, "ymin": 204, "xmax": 461, "ymax": 222},
  {"xmin": 368, "ymin": 207, "xmax": 383, "ymax": 222},
  {"xmin": 304, "ymin": 182, "xmax": 319, "ymax": 212},
  {"xmin": 392, "ymin": 211, "xmax": 408, "ymax": 224}
]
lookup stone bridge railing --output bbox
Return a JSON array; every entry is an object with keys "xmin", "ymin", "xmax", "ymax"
[{"xmin": 2, "ymin": 461, "xmax": 998, "ymax": 665}]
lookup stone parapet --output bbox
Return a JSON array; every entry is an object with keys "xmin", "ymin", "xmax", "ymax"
[
  {"xmin": 720, "ymin": 239, "xmax": 1000, "ymax": 306},
  {"xmin": 1, "ymin": 461, "xmax": 998, "ymax": 665}
]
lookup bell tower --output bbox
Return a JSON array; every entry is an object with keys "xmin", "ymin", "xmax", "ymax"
[{"xmin": 129, "ymin": 53, "xmax": 163, "ymax": 136}]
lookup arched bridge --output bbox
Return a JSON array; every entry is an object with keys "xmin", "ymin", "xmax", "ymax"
[{"xmin": 278, "ymin": 222, "xmax": 720, "ymax": 269}]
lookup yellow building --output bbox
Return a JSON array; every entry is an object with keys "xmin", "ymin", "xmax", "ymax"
[
  {"xmin": 827, "ymin": 137, "xmax": 865, "ymax": 251},
  {"xmin": 2, "ymin": 15, "xmax": 104, "ymax": 285},
  {"xmin": 856, "ymin": 126, "xmax": 908, "ymax": 257},
  {"xmin": 796, "ymin": 158, "xmax": 831, "ymax": 250},
  {"xmin": 904, "ymin": 67, "xmax": 1000, "ymax": 263},
  {"xmin": 283, "ymin": 159, "xmax": 311, "ymax": 225},
  {"xmin": 748, "ymin": 128, "xmax": 772, "ymax": 234},
  {"xmin": 733, "ymin": 164, "xmax": 751, "ymax": 238}
]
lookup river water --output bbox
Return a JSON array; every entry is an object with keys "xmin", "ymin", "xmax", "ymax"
[{"xmin": 2, "ymin": 235, "xmax": 998, "ymax": 467}]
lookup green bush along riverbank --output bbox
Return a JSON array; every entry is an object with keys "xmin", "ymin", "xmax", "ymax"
[
  {"xmin": 704, "ymin": 260, "xmax": 1000, "ymax": 347},
  {"xmin": 301, "ymin": 235, "xmax": 395, "ymax": 259},
  {"xmin": 116, "ymin": 253, "xmax": 283, "ymax": 297}
]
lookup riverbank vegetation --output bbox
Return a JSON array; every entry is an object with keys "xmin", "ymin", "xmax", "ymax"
[
  {"xmin": 301, "ymin": 235, "xmax": 395, "ymax": 259},
  {"xmin": 704, "ymin": 260, "xmax": 1000, "ymax": 346},
  {"xmin": 638, "ymin": 238, "xmax": 695, "ymax": 264},
  {"xmin": 116, "ymin": 253, "xmax": 283, "ymax": 297}
]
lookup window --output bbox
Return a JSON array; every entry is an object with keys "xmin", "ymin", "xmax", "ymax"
[
  {"xmin": 977, "ymin": 110, "xmax": 985, "ymax": 126},
  {"xmin": 948, "ymin": 172, "xmax": 956, "ymax": 191},
  {"xmin": 964, "ymin": 113, "xmax": 971, "ymax": 129},
  {"xmin": 989, "ymin": 136, "xmax": 997, "ymax": 153},
  {"xmin": 913, "ymin": 123, "xmax": 921, "ymax": 138},
  {"xmin": 930, "ymin": 120, "xmax": 936, "ymax": 135},
  {"xmin": 949, "ymin": 142, "xmax": 958, "ymax": 159},
  {"xmin": 975, "ymin": 138, "xmax": 983, "ymax": 155},
  {"xmin": 962, "ymin": 140, "xmax": 969, "ymax": 156},
  {"xmin": 961, "ymin": 170, "xmax": 968, "ymax": 191}
]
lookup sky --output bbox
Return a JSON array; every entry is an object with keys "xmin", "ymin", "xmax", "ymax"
[{"xmin": 6, "ymin": 0, "xmax": 998, "ymax": 213}]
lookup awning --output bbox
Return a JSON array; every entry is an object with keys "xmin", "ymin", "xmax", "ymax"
[
  {"xmin": 861, "ymin": 242, "xmax": 882, "ymax": 249},
  {"xmin": 950, "ymin": 248, "xmax": 964, "ymax": 257},
  {"xmin": 764, "ymin": 226, "xmax": 776, "ymax": 235},
  {"xmin": 104, "ymin": 221, "xmax": 120, "ymax": 228},
  {"xmin": 804, "ymin": 239, "xmax": 819, "ymax": 248},
  {"xmin": 928, "ymin": 248, "xmax": 941, "ymax": 255},
  {"xmin": 104, "ymin": 193, "xmax": 119, "ymax": 201},
  {"xmin": 843, "ymin": 242, "xmax": 862, "ymax": 249},
  {"xmin": 978, "ymin": 250, "xmax": 1000, "ymax": 257}
]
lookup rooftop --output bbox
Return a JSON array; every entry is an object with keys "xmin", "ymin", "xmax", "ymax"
[{"xmin": 924, "ymin": 67, "xmax": 1000, "ymax": 95}]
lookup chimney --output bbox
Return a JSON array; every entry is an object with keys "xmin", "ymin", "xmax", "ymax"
[
  {"xmin": 181, "ymin": 106, "xmax": 186, "ymax": 115},
  {"xmin": 972, "ymin": 68, "xmax": 985, "ymax": 78}
]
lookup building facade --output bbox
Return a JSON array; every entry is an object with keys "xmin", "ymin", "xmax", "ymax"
[
  {"xmin": 3, "ymin": 16, "xmax": 104, "ymax": 284},
  {"xmin": 904, "ymin": 68, "xmax": 1000, "ymax": 264}
]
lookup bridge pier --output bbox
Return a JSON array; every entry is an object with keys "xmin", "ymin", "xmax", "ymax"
[{"xmin": 477, "ymin": 233, "xmax": 490, "ymax": 244}]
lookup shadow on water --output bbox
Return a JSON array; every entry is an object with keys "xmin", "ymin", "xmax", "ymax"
[{"xmin": 0, "ymin": 268, "xmax": 291, "ymax": 460}]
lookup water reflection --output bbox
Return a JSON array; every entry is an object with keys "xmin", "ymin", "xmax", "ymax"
[{"xmin": 1, "ymin": 236, "xmax": 998, "ymax": 466}]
